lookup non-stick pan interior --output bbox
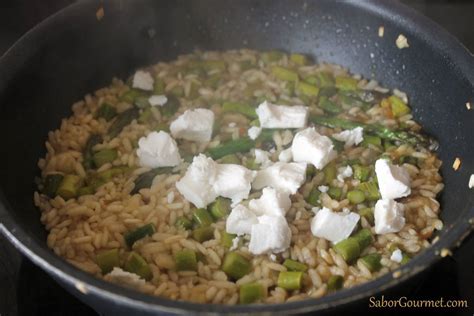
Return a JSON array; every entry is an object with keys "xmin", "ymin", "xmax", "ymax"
[{"xmin": 0, "ymin": 0, "xmax": 473, "ymax": 314}]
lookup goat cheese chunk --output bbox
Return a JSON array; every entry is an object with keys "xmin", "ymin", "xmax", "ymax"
[
  {"xmin": 256, "ymin": 100, "xmax": 308, "ymax": 129},
  {"xmin": 291, "ymin": 127, "xmax": 337, "ymax": 169},
  {"xmin": 136, "ymin": 131, "xmax": 181, "ymax": 168},
  {"xmin": 213, "ymin": 164, "xmax": 256, "ymax": 206},
  {"xmin": 310, "ymin": 207, "xmax": 360, "ymax": 243},
  {"xmin": 375, "ymin": 159, "xmax": 411, "ymax": 200},
  {"xmin": 278, "ymin": 148, "xmax": 293, "ymax": 162},
  {"xmin": 248, "ymin": 215, "xmax": 292, "ymax": 255},
  {"xmin": 170, "ymin": 108, "xmax": 215, "ymax": 142},
  {"xmin": 148, "ymin": 95, "xmax": 168, "ymax": 106},
  {"xmin": 332, "ymin": 127, "xmax": 364, "ymax": 148},
  {"xmin": 252, "ymin": 162, "xmax": 306, "ymax": 194},
  {"xmin": 132, "ymin": 70, "xmax": 154, "ymax": 91},
  {"xmin": 247, "ymin": 126, "xmax": 262, "ymax": 140},
  {"xmin": 254, "ymin": 149, "xmax": 272, "ymax": 168},
  {"xmin": 105, "ymin": 267, "xmax": 146, "ymax": 290},
  {"xmin": 248, "ymin": 187, "xmax": 291, "ymax": 217},
  {"xmin": 374, "ymin": 199, "xmax": 406, "ymax": 234},
  {"xmin": 175, "ymin": 154, "xmax": 218, "ymax": 208},
  {"xmin": 390, "ymin": 249, "xmax": 403, "ymax": 263},
  {"xmin": 226, "ymin": 204, "xmax": 258, "ymax": 236},
  {"xmin": 337, "ymin": 165, "xmax": 353, "ymax": 182}
]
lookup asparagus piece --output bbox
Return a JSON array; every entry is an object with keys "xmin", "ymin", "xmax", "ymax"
[
  {"xmin": 333, "ymin": 237, "xmax": 361, "ymax": 263},
  {"xmin": 277, "ymin": 271, "xmax": 304, "ymax": 290},
  {"xmin": 360, "ymin": 253, "xmax": 382, "ymax": 272},
  {"xmin": 83, "ymin": 134, "xmax": 103, "ymax": 170},
  {"xmin": 239, "ymin": 283, "xmax": 265, "ymax": 304},
  {"xmin": 131, "ymin": 167, "xmax": 173, "ymax": 194},
  {"xmin": 175, "ymin": 249, "xmax": 198, "ymax": 271},
  {"xmin": 206, "ymin": 137, "xmax": 256, "ymax": 160},
  {"xmin": 222, "ymin": 252, "xmax": 252, "ymax": 280},
  {"xmin": 124, "ymin": 252, "xmax": 152, "ymax": 280},
  {"xmin": 108, "ymin": 107, "xmax": 139, "ymax": 138},
  {"xmin": 222, "ymin": 101, "xmax": 257, "ymax": 119},
  {"xmin": 96, "ymin": 103, "xmax": 117, "ymax": 121},
  {"xmin": 347, "ymin": 190, "xmax": 366, "ymax": 204},
  {"xmin": 310, "ymin": 115, "xmax": 432, "ymax": 146},
  {"xmin": 208, "ymin": 197, "xmax": 231, "ymax": 219},
  {"xmin": 221, "ymin": 231, "xmax": 237, "ymax": 248},
  {"xmin": 283, "ymin": 259, "xmax": 308, "ymax": 272},
  {"xmin": 42, "ymin": 174, "xmax": 64, "ymax": 198},
  {"xmin": 96, "ymin": 248, "xmax": 120, "ymax": 274},
  {"xmin": 192, "ymin": 208, "xmax": 214, "ymax": 227},
  {"xmin": 290, "ymin": 53, "xmax": 310, "ymax": 65},
  {"xmin": 92, "ymin": 149, "xmax": 118, "ymax": 168},
  {"xmin": 57, "ymin": 175, "xmax": 82, "ymax": 200},
  {"xmin": 175, "ymin": 217, "xmax": 192, "ymax": 230},
  {"xmin": 192, "ymin": 226, "xmax": 214, "ymax": 242},
  {"xmin": 161, "ymin": 95, "xmax": 180, "ymax": 117},
  {"xmin": 327, "ymin": 275, "xmax": 344, "ymax": 291},
  {"xmin": 124, "ymin": 223, "xmax": 156, "ymax": 248}
]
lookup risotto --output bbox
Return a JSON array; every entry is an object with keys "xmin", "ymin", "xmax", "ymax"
[{"xmin": 34, "ymin": 49, "xmax": 443, "ymax": 304}]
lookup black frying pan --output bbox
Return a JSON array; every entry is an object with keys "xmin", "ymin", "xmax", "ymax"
[{"xmin": 0, "ymin": 0, "xmax": 473, "ymax": 314}]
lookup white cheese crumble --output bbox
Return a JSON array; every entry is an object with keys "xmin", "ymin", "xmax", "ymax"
[
  {"xmin": 136, "ymin": 131, "xmax": 181, "ymax": 168},
  {"xmin": 291, "ymin": 127, "xmax": 336, "ymax": 169},
  {"xmin": 248, "ymin": 214, "xmax": 292, "ymax": 255},
  {"xmin": 213, "ymin": 164, "xmax": 257, "ymax": 206},
  {"xmin": 226, "ymin": 204, "xmax": 258, "ymax": 236},
  {"xmin": 396, "ymin": 34, "xmax": 409, "ymax": 49},
  {"xmin": 375, "ymin": 159, "xmax": 411, "ymax": 200},
  {"xmin": 256, "ymin": 100, "xmax": 308, "ymax": 129},
  {"xmin": 278, "ymin": 148, "xmax": 293, "ymax": 162},
  {"xmin": 374, "ymin": 199, "xmax": 406, "ymax": 234},
  {"xmin": 105, "ymin": 267, "xmax": 146, "ymax": 289},
  {"xmin": 390, "ymin": 249, "xmax": 403, "ymax": 263},
  {"xmin": 176, "ymin": 154, "xmax": 256, "ymax": 208},
  {"xmin": 175, "ymin": 154, "xmax": 218, "ymax": 208},
  {"xmin": 247, "ymin": 126, "xmax": 262, "ymax": 140},
  {"xmin": 310, "ymin": 207, "xmax": 360, "ymax": 243},
  {"xmin": 332, "ymin": 127, "xmax": 364, "ymax": 148},
  {"xmin": 229, "ymin": 236, "xmax": 240, "ymax": 251},
  {"xmin": 248, "ymin": 187, "xmax": 291, "ymax": 217},
  {"xmin": 469, "ymin": 174, "xmax": 474, "ymax": 189},
  {"xmin": 337, "ymin": 165, "xmax": 353, "ymax": 182},
  {"xmin": 167, "ymin": 191, "xmax": 175, "ymax": 204},
  {"xmin": 148, "ymin": 95, "xmax": 168, "ymax": 106},
  {"xmin": 170, "ymin": 108, "xmax": 215, "ymax": 142},
  {"xmin": 252, "ymin": 162, "xmax": 307, "ymax": 194},
  {"xmin": 254, "ymin": 149, "xmax": 272, "ymax": 168},
  {"xmin": 318, "ymin": 185, "xmax": 329, "ymax": 193},
  {"xmin": 132, "ymin": 70, "xmax": 154, "ymax": 91}
]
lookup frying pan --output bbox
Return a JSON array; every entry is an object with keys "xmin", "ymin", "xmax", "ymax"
[{"xmin": 0, "ymin": 0, "xmax": 473, "ymax": 314}]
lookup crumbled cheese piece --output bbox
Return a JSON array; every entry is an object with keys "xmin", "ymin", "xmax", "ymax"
[
  {"xmin": 248, "ymin": 215, "xmax": 292, "ymax": 255},
  {"xmin": 254, "ymin": 149, "xmax": 272, "ymax": 168},
  {"xmin": 248, "ymin": 126, "xmax": 262, "ymax": 140},
  {"xmin": 136, "ymin": 131, "xmax": 181, "ymax": 168},
  {"xmin": 469, "ymin": 174, "xmax": 474, "ymax": 189},
  {"xmin": 378, "ymin": 26, "xmax": 384, "ymax": 37},
  {"xmin": 310, "ymin": 207, "xmax": 360, "ymax": 243},
  {"xmin": 175, "ymin": 154, "xmax": 218, "ymax": 208},
  {"xmin": 466, "ymin": 102, "xmax": 472, "ymax": 110},
  {"xmin": 318, "ymin": 185, "xmax": 329, "ymax": 193},
  {"xmin": 269, "ymin": 254, "xmax": 277, "ymax": 261},
  {"xmin": 170, "ymin": 108, "xmax": 215, "ymax": 142},
  {"xmin": 148, "ymin": 95, "xmax": 168, "ymax": 106},
  {"xmin": 132, "ymin": 70, "xmax": 154, "ymax": 91},
  {"xmin": 278, "ymin": 148, "xmax": 293, "ymax": 162},
  {"xmin": 226, "ymin": 204, "xmax": 258, "ymax": 236},
  {"xmin": 291, "ymin": 127, "xmax": 336, "ymax": 169},
  {"xmin": 375, "ymin": 159, "xmax": 411, "ymax": 200},
  {"xmin": 229, "ymin": 236, "xmax": 240, "ymax": 251},
  {"xmin": 248, "ymin": 187, "xmax": 291, "ymax": 217},
  {"xmin": 452, "ymin": 157, "xmax": 461, "ymax": 171},
  {"xmin": 167, "ymin": 191, "xmax": 175, "ymax": 204},
  {"xmin": 176, "ymin": 154, "xmax": 255, "ymax": 208},
  {"xmin": 374, "ymin": 199, "xmax": 406, "ymax": 234},
  {"xmin": 396, "ymin": 34, "xmax": 409, "ymax": 49},
  {"xmin": 228, "ymin": 122, "xmax": 237, "ymax": 128},
  {"xmin": 337, "ymin": 166, "xmax": 353, "ymax": 182},
  {"xmin": 213, "ymin": 164, "xmax": 257, "ymax": 206},
  {"xmin": 332, "ymin": 127, "xmax": 364, "ymax": 148},
  {"xmin": 105, "ymin": 267, "xmax": 146, "ymax": 289},
  {"xmin": 390, "ymin": 249, "xmax": 403, "ymax": 263},
  {"xmin": 256, "ymin": 100, "xmax": 308, "ymax": 129},
  {"xmin": 252, "ymin": 162, "xmax": 307, "ymax": 194}
]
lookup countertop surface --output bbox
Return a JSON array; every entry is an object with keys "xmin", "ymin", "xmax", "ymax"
[{"xmin": 0, "ymin": 1, "xmax": 473, "ymax": 315}]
